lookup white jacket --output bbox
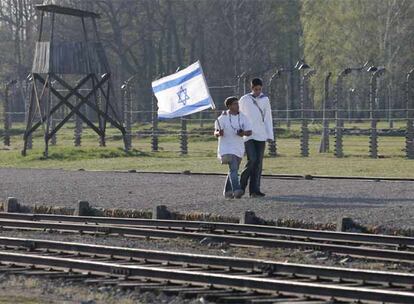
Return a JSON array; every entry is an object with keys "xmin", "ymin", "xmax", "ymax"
[
  {"xmin": 239, "ymin": 93, "xmax": 274, "ymax": 142},
  {"xmin": 215, "ymin": 111, "xmax": 252, "ymax": 158}
]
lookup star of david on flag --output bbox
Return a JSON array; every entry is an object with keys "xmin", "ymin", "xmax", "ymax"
[
  {"xmin": 177, "ymin": 86, "xmax": 189, "ymax": 105},
  {"xmin": 152, "ymin": 61, "xmax": 215, "ymax": 119}
]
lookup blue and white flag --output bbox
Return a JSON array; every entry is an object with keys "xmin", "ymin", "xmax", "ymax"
[{"xmin": 152, "ymin": 61, "xmax": 215, "ymax": 119}]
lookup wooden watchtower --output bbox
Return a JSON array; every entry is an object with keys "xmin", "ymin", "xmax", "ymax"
[{"xmin": 22, "ymin": 4, "xmax": 127, "ymax": 156}]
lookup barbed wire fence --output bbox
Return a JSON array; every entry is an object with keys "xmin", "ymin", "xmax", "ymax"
[{"xmin": 1, "ymin": 68, "xmax": 414, "ymax": 159}]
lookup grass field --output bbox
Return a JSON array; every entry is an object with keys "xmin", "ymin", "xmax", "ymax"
[{"xmin": 0, "ymin": 120, "xmax": 412, "ymax": 177}]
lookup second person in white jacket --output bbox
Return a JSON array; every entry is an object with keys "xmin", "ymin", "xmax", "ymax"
[{"xmin": 239, "ymin": 78, "xmax": 274, "ymax": 197}]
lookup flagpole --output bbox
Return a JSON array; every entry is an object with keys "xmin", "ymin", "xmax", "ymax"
[{"xmin": 151, "ymin": 93, "xmax": 159, "ymax": 152}]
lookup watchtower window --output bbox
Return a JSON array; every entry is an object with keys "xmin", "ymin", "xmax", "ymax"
[{"xmin": 32, "ymin": 4, "xmax": 106, "ymax": 75}]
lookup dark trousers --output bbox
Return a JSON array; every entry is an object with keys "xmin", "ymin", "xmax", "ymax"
[{"xmin": 240, "ymin": 139, "xmax": 265, "ymax": 194}]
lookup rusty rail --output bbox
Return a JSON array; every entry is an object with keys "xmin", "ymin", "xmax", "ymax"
[
  {"xmin": 0, "ymin": 237, "xmax": 413, "ymax": 303},
  {"xmin": 0, "ymin": 216, "xmax": 413, "ymax": 263}
]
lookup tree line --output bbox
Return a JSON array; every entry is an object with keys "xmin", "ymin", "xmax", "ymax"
[{"xmin": 0, "ymin": 0, "xmax": 413, "ymax": 118}]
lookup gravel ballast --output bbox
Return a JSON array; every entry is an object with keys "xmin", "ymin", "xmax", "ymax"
[{"xmin": 1, "ymin": 168, "xmax": 413, "ymax": 229}]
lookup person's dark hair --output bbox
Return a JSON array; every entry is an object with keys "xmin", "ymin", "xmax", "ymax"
[
  {"xmin": 251, "ymin": 78, "xmax": 263, "ymax": 87},
  {"xmin": 224, "ymin": 96, "xmax": 239, "ymax": 108}
]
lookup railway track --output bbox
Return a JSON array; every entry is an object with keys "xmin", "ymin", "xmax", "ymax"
[
  {"xmin": 99, "ymin": 169, "xmax": 414, "ymax": 182},
  {"xmin": 0, "ymin": 236, "xmax": 413, "ymax": 303},
  {"xmin": 0, "ymin": 212, "xmax": 413, "ymax": 263}
]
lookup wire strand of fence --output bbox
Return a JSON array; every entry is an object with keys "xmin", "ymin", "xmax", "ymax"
[{"xmin": 121, "ymin": 108, "xmax": 414, "ymax": 114}]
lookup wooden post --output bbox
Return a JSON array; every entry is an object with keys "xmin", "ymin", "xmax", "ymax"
[
  {"xmin": 406, "ymin": 69, "xmax": 414, "ymax": 159},
  {"xmin": 267, "ymin": 72, "xmax": 278, "ymax": 157},
  {"xmin": 3, "ymin": 83, "xmax": 11, "ymax": 146},
  {"xmin": 334, "ymin": 72, "xmax": 344, "ymax": 158},
  {"xmin": 320, "ymin": 72, "xmax": 331, "ymax": 153},
  {"xmin": 180, "ymin": 117, "xmax": 188, "ymax": 155},
  {"xmin": 50, "ymin": 89, "xmax": 57, "ymax": 146},
  {"xmin": 300, "ymin": 70, "xmax": 315, "ymax": 157},
  {"xmin": 123, "ymin": 84, "xmax": 132, "ymax": 150},
  {"xmin": 74, "ymin": 99, "xmax": 83, "ymax": 147},
  {"xmin": 369, "ymin": 69, "xmax": 386, "ymax": 158}
]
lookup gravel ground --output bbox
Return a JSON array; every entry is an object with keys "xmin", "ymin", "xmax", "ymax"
[
  {"xmin": 0, "ymin": 273, "xmax": 208, "ymax": 304},
  {"xmin": 1, "ymin": 168, "xmax": 414, "ymax": 229}
]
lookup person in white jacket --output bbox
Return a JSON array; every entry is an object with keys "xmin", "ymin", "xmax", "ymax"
[
  {"xmin": 215, "ymin": 96, "xmax": 252, "ymax": 199},
  {"xmin": 239, "ymin": 78, "xmax": 274, "ymax": 197}
]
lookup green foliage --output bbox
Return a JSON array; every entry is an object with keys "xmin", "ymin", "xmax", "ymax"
[{"xmin": 301, "ymin": 0, "xmax": 414, "ymax": 108}]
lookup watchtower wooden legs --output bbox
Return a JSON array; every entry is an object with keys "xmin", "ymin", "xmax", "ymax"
[{"xmin": 22, "ymin": 73, "xmax": 128, "ymax": 157}]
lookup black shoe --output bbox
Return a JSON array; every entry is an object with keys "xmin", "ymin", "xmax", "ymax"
[
  {"xmin": 234, "ymin": 189, "xmax": 244, "ymax": 199},
  {"xmin": 250, "ymin": 192, "xmax": 265, "ymax": 198}
]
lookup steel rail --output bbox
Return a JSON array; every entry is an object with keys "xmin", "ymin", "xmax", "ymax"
[
  {"xmin": 93, "ymin": 169, "xmax": 414, "ymax": 182},
  {"xmin": 0, "ymin": 218, "xmax": 413, "ymax": 263},
  {"xmin": 0, "ymin": 251, "xmax": 413, "ymax": 303},
  {"xmin": 0, "ymin": 236, "xmax": 413, "ymax": 286},
  {"xmin": 0, "ymin": 212, "xmax": 413, "ymax": 248}
]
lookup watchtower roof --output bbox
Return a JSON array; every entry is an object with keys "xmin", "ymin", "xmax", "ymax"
[{"xmin": 35, "ymin": 4, "xmax": 100, "ymax": 19}]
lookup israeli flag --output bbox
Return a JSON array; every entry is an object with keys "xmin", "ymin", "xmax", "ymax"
[{"xmin": 152, "ymin": 61, "xmax": 215, "ymax": 119}]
